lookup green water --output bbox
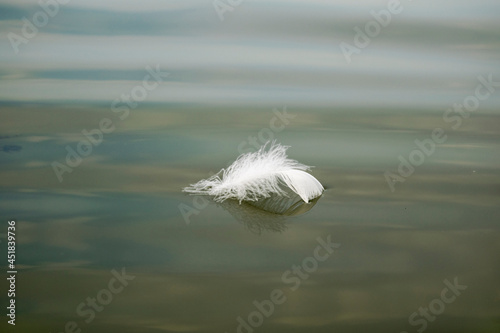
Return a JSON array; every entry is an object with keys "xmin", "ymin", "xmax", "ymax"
[{"xmin": 1, "ymin": 1, "xmax": 500, "ymax": 332}]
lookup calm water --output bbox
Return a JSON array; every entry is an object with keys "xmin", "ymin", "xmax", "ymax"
[{"xmin": 1, "ymin": 1, "xmax": 500, "ymax": 332}]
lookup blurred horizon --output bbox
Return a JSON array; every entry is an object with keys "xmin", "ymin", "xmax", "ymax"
[{"xmin": 1, "ymin": 0, "xmax": 500, "ymax": 108}]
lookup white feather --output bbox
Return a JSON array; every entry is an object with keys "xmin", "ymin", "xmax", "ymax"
[{"xmin": 183, "ymin": 142, "xmax": 324, "ymax": 203}]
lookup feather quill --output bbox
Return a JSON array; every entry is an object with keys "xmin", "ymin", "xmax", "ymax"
[{"xmin": 183, "ymin": 142, "xmax": 324, "ymax": 203}]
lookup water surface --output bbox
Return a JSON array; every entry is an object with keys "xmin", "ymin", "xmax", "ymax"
[{"xmin": 1, "ymin": 0, "xmax": 499, "ymax": 332}]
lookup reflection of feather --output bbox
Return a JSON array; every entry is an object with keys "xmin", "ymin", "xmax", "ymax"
[
  {"xmin": 215, "ymin": 199, "xmax": 288, "ymax": 234},
  {"xmin": 248, "ymin": 187, "xmax": 320, "ymax": 216},
  {"xmin": 183, "ymin": 142, "xmax": 324, "ymax": 203}
]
